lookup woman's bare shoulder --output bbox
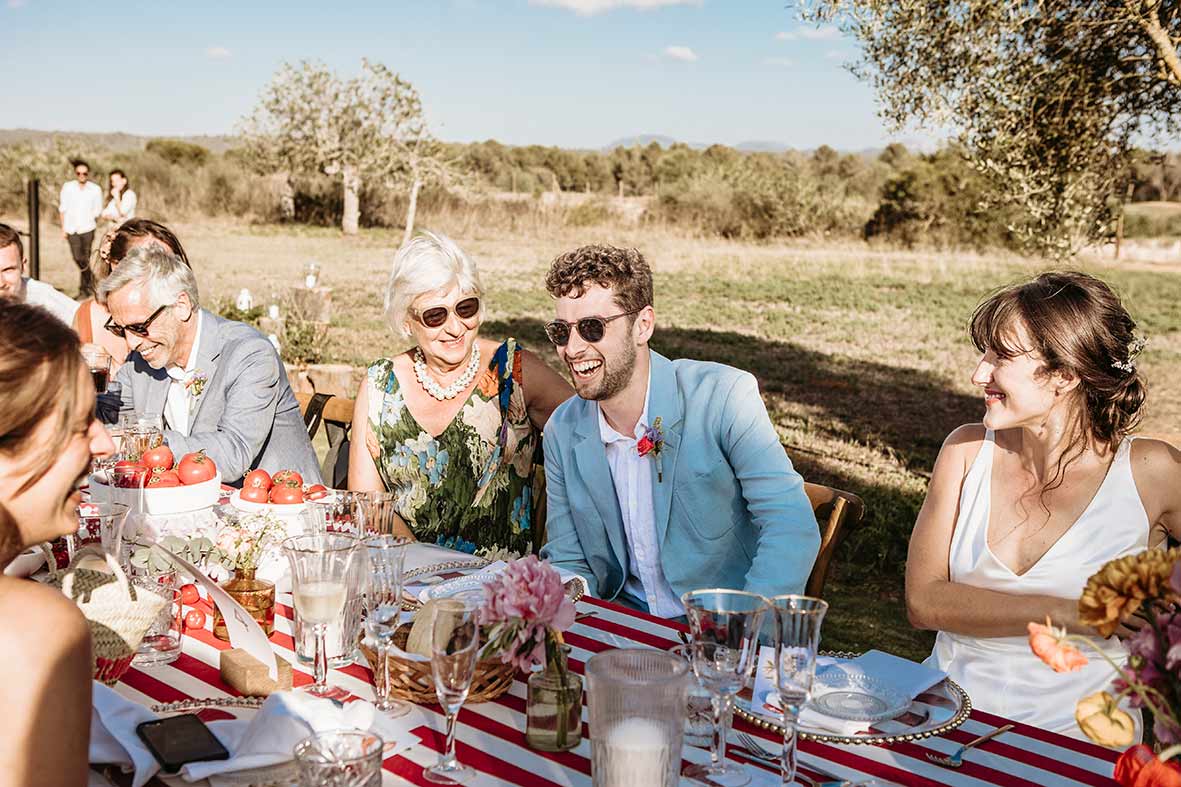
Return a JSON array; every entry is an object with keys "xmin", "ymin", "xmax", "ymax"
[
  {"xmin": 1131, "ymin": 437, "xmax": 1181, "ymax": 487},
  {"xmin": 0, "ymin": 579, "xmax": 88, "ymax": 650}
]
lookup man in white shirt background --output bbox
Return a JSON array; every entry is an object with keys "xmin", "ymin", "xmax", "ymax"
[
  {"xmin": 59, "ymin": 159, "xmax": 103, "ymax": 296},
  {"xmin": 0, "ymin": 223, "xmax": 79, "ymax": 326}
]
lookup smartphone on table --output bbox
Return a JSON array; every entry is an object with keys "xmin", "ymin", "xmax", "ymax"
[{"xmin": 135, "ymin": 713, "xmax": 230, "ymax": 773}]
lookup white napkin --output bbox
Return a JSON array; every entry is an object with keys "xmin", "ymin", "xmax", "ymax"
[
  {"xmin": 181, "ymin": 691, "xmax": 424, "ymax": 781},
  {"xmin": 88, "ymin": 682, "xmax": 163, "ymax": 787},
  {"xmin": 415, "ymin": 559, "xmax": 589, "ymax": 604},
  {"xmin": 849, "ymin": 650, "xmax": 946, "ymax": 699}
]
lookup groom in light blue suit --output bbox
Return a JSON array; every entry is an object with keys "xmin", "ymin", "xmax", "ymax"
[{"xmin": 539, "ymin": 245, "xmax": 820, "ymax": 617}]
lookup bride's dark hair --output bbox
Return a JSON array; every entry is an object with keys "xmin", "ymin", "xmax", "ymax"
[{"xmin": 970, "ymin": 271, "xmax": 1146, "ymax": 491}]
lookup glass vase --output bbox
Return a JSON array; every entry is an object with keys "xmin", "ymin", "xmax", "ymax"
[
  {"xmin": 526, "ymin": 642, "xmax": 583, "ymax": 752},
  {"xmin": 213, "ymin": 567, "xmax": 276, "ymax": 641}
]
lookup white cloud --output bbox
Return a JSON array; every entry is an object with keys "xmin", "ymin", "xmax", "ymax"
[
  {"xmin": 663, "ymin": 45, "xmax": 698, "ymax": 62},
  {"xmin": 825, "ymin": 50, "xmax": 845, "ymax": 60},
  {"xmin": 530, "ymin": 0, "xmax": 700, "ymax": 15},
  {"xmin": 763, "ymin": 57, "xmax": 794, "ymax": 67},
  {"xmin": 776, "ymin": 25, "xmax": 841, "ymax": 42},
  {"xmin": 206, "ymin": 46, "xmax": 232, "ymax": 59}
]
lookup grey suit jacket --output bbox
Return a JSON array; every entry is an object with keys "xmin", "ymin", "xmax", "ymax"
[{"xmin": 99, "ymin": 309, "xmax": 322, "ymax": 486}]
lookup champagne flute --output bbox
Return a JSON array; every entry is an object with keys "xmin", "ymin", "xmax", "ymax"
[
  {"xmin": 365, "ymin": 534, "xmax": 412, "ymax": 718},
  {"xmin": 424, "ymin": 599, "xmax": 479, "ymax": 785},
  {"xmin": 681, "ymin": 589, "xmax": 771, "ymax": 787},
  {"xmin": 283, "ymin": 533, "xmax": 358, "ymax": 699},
  {"xmin": 771, "ymin": 595, "xmax": 828, "ymax": 786}
]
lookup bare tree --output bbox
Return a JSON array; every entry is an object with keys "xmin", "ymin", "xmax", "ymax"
[{"xmin": 800, "ymin": 0, "xmax": 1181, "ymax": 255}]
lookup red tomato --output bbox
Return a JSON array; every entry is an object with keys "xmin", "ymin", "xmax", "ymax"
[
  {"xmin": 177, "ymin": 451, "xmax": 217, "ymax": 485},
  {"xmin": 269, "ymin": 485, "xmax": 305, "ymax": 505},
  {"xmin": 243, "ymin": 469, "xmax": 272, "ymax": 491},
  {"xmin": 183, "ymin": 608, "xmax": 207, "ymax": 630},
  {"xmin": 272, "ymin": 469, "xmax": 302, "ymax": 488},
  {"xmin": 304, "ymin": 484, "xmax": 329, "ymax": 500},
  {"xmin": 179, "ymin": 583, "xmax": 200, "ymax": 606},
  {"xmin": 141, "ymin": 445, "xmax": 175, "ymax": 473},
  {"xmin": 239, "ymin": 486, "xmax": 270, "ymax": 504},
  {"xmin": 147, "ymin": 469, "xmax": 181, "ymax": 487}
]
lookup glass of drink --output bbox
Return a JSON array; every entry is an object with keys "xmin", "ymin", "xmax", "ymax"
[
  {"xmin": 771, "ymin": 595, "xmax": 828, "ymax": 786},
  {"xmin": 293, "ymin": 729, "xmax": 384, "ymax": 787},
  {"xmin": 364, "ymin": 535, "xmax": 412, "ymax": 718},
  {"xmin": 669, "ymin": 643, "xmax": 714, "ymax": 748},
  {"xmin": 283, "ymin": 533, "xmax": 359, "ymax": 699},
  {"xmin": 424, "ymin": 598, "xmax": 480, "ymax": 785},
  {"xmin": 356, "ymin": 491, "xmax": 403, "ymax": 536},
  {"xmin": 681, "ymin": 589, "xmax": 771, "ymax": 787},
  {"xmin": 129, "ymin": 563, "xmax": 181, "ymax": 666},
  {"xmin": 82, "ymin": 345, "xmax": 111, "ymax": 394}
]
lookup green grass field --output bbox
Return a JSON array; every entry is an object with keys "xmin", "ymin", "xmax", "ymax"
[{"xmin": 21, "ymin": 217, "xmax": 1181, "ymax": 659}]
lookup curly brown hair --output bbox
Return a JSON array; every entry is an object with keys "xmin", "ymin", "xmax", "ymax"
[{"xmin": 545, "ymin": 245, "xmax": 653, "ymax": 313}]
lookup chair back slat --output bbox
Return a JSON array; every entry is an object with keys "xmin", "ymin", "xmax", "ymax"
[{"xmin": 804, "ymin": 481, "xmax": 866, "ymax": 599}]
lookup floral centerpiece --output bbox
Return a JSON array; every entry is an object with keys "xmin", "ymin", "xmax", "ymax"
[
  {"xmin": 1029, "ymin": 547, "xmax": 1181, "ymax": 784},
  {"xmin": 206, "ymin": 511, "xmax": 286, "ymax": 640},
  {"xmin": 478, "ymin": 555, "xmax": 580, "ymax": 751}
]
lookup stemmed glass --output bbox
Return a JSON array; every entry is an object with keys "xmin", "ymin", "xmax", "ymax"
[
  {"xmin": 771, "ymin": 595, "xmax": 828, "ymax": 787},
  {"xmin": 283, "ymin": 533, "xmax": 359, "ymax": 699},
  {"xmin": 364, "ymin": 534, "xmax": 412, "ymax": 719},
  {"xmin": 681, "ymin": 589, "xmax": 771, "ymax": 787},
  {"xmin": 424, "ymin": 599, "xmax": 480, "ymax": 784}
]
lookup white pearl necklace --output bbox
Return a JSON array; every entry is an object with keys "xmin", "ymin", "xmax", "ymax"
[{"xmin": 413, "ymin": 344, "xmax": 481, "ymax": 401}]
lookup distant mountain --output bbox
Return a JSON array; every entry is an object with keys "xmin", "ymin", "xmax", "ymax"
[
  {"xmin": 0, "ymin": 128, "xmax": 238, "ymax": 153},
  {"xmin": 605, "ymin": 134, "xmax": 800, "ymax": 154},
  {"xmin": 734, "ymin": 140, "xmax": 793, "ymax": 153}
]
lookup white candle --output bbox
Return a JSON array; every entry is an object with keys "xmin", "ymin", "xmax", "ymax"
[{"xmin": 593, "ymin": 718, "xmax": 675, "ymax": 787}]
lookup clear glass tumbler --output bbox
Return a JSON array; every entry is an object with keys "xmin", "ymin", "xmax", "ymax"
[
  {"xmin": 293, "ymin": 729, "xmax": 384, "ymax": 787},
  {"xmin": 130, "ymin": 566, "xmax": 181, "ymax": 666},
  {"xmin": 586, "ymin": 648, "xmax": 689, "ymax": 787},
  {"xmin": 669, "ymin": 643, "xmax": 715, "ymax": 748}
]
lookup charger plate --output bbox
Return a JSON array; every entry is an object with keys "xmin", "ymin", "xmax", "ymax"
[
  {"xmin": 734, "ymin": 650, "xmax": 971, "ymax": 746},
  {"xmin": 401, "ymin": 559, "xmax": 585, "ymax": 610}
]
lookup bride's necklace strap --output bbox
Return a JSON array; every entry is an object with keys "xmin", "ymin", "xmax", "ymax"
[{"xmin": 413, "ymin": 343, "xmax": 481, "ymax": 401}]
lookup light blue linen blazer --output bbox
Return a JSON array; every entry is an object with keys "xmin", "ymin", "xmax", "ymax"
[{"xmin": 540, "ymin": 351, "xmax": 820, "ymax": 609}]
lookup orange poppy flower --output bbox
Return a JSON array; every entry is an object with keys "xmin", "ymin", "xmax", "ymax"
[
  {"xmin": 1028, "ymin": 617, "xmax": 1088, "ymax": 673},
  {"xmin": 1115, "ymin": 744, "xmax": 1181, "ymax": 787},
  {"xmin": 477, "ymin": 369, "xmax": 498, "ymax": 399}
]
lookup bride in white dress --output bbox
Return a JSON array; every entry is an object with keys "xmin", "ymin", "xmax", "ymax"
[{"xmin": 906, "ymin": 271, "xmax": 1181, "ymax": 741}]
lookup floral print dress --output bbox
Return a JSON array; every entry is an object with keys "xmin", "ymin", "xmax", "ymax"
[{"xmin": 364, "ymin": 339, "xmax": 538, "ymax": 559}]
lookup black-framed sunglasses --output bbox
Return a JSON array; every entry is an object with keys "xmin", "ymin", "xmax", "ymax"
[
  {"xmin": 415, "ymin": 296, "xmax": 480, "ymax": 329},
  {"xmin": 105, "ymin": 304, "xmax": 170, "ymax": 338},
  {"xmin": 75, "ymin": 169, "xmax": 88, "ymax": 177},
  {"xmin": 545, "ymin": 309, "xmax": 642, "ymax": 346}
]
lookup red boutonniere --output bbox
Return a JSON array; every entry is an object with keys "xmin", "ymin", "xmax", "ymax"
[{"xmin": 637, "ymin": 416, "xmax": 665, "ymax": 482}]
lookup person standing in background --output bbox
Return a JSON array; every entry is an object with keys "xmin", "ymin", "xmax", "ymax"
[
  {"xmin": 99, "ymin": 169, "xmax": 136, "ymax": 226},
  {"xmin": 59, "ymin": 159, "xmax": 103, "ymax": 296}
]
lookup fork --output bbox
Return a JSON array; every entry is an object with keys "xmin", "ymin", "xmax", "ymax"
[
  {"xmin": 925, "ymin": 723, "xmax": 1014, "ymax": 768},
  {"xmin": 734, "ymin": 732, "xmax": 857, "ymax": 787}
]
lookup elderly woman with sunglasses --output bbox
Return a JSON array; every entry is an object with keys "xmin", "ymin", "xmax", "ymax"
[{"xmin": 350, "ymin": 232, "xmax": 572, "ymax": 558}]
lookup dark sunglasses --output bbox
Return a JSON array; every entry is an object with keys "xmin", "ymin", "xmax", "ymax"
[
  {"xmin": 416, "ymin": 296, "xmax": 480, "ymax": 328},
  {"xmin": 545, "ymin": 309, "xmax": 642, "ymax": 346},
  {"xmin": 105, "ymin": 304, "xmax": 170, "ymax": 338},
  {"xmin": 75, "ymin": 170, "xmax": 89, "ymax": 177}
]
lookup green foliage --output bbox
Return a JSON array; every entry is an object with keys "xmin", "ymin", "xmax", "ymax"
[
  {"xmin": 145, "ymin": 138, "xmax": 210, "ymax": 168},
  {"xmin": 214, "ymin": 296, "xmax": 264, "ymax": 327},
  {"xmin": 279, "ymin": 292, "xmax": 330, "ymax": 366}
]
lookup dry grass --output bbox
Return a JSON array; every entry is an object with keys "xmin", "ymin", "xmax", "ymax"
[{"xmin": 17, "ymin": 215, "xmax": 1181, "ymax": 659}]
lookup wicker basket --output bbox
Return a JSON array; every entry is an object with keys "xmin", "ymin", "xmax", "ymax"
[
  {"xmin": 58, "ymin": 548, "xmax": 168, "ymax": 686},
  {"xmin": 359, "ymin": 625, "xmax": 516, "ymax": 704}
]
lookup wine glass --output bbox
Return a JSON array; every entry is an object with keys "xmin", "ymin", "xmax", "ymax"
[
  {"xmin": 681, "ymin": 589, "xmax": 771, "ymax": 787},
  {"xmin": 424, "ymin": 599, "xmax": 480, "ymax": 784},
  {"xmin": 364, "ymin": 534, "xmax": 412, "ymax": 719},
  {"xmin": 283, "ymin": 533, "xmax": 359, "ymax": 699},
  {"xmin": 81, "ymin": 345, "xmax": 111, "ymax": 394},
  {"xmin": 771, "ymin": 595, "xmax": 828, "ymax": 787}
]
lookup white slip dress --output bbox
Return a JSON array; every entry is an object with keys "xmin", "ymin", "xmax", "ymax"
[{"xmin": 925, "ymin": 430, "xmax": 1148, "ymax": 740}]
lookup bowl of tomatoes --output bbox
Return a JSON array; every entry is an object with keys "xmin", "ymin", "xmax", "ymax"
[
  {"xmin": 89, "ymin": 447, "xmax": 222, "ymax": 515},
  {"xmin": 229, "ymin": 468, "xmax": 330, "ymax": 514}
]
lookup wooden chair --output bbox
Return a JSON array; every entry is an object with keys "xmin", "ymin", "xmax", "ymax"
[
  {"xmin": 804, "ymin": 481, "xmax": 866, "ymax": 599},
  {"xmin": 296, "ymin": 392, "xmax": 355, "ymax": 488}
]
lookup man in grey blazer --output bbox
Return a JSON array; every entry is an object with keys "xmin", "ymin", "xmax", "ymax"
[{"xmin": 97, "ymin": 245, "xmax": 321, "ymax": 486}]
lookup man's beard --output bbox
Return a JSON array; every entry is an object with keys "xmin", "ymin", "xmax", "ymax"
[{"xmin": 579, "ymin": 340, "xmax": 636, "ymax": 401}]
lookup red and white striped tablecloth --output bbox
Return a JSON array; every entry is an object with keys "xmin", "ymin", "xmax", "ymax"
[{"xmin": 111, "ymin": 595, "xmax": 1118, "ymax": 786}]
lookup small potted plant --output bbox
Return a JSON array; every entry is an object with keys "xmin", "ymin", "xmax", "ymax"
[
  {"xmin": 206, "ymin": 512, "xmax": 286, "ymax": 640},
  {"xmin": 479, "ymin": 556, "xmax": 579, "ymax": 751}
]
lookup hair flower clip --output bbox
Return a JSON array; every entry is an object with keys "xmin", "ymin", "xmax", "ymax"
[
  {"xmin": 637, "ymin": 416, "xmax": 665, "ymax": 482},
  {"xmin": 1112, "ymin": 336, "xmax": 1147, "ymax": 374}
]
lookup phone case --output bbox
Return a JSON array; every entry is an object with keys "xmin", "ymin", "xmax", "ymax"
[{"xmin": 135, "ymin": 714, "xmax": 230, "ymax": 773}]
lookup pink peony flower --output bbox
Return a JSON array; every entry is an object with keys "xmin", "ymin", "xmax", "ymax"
[{"xmin": 480, "ymin": 556, "xmax": 576, "ymax": 671}]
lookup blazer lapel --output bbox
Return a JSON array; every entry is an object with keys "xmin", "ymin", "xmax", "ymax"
[
  {"xmin": 571, "ymin": 409, "xmax": 629, "ymax": 576},
  {"xmin": 647, "ymin": 352, "xmax": 684, "ymax": 547},
  {"xmin": 185, "ymin": 309, "xmax": 223, "ymax": 427}
]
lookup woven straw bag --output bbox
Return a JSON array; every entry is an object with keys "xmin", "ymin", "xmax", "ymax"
[
  {"xmin": 359, "ymin": 625, "xmax": 516, "ymax": 704},
  {"xmin": 58, "ymin": 547, "xmax": 168, "ymax": 685}
]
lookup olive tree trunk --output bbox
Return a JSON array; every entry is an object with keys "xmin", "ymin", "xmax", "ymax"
[
  {"xmin": 402, "ymin": 176, "xmax": 422, "ymax": 247},
  {"xmin": 342, "ymin": 165, "xmax": 361, "ymax": 235}
]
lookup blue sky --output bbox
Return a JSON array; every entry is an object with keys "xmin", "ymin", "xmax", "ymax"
[{"xmin": 0, "ymin": 0, "xmax": 932, "ymax": 151}]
